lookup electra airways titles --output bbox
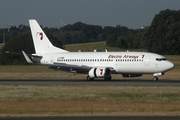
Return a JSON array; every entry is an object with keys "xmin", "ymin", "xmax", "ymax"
[{"xmin": 22, "ymin": 19, "xmax": 174, "ymax": 81}]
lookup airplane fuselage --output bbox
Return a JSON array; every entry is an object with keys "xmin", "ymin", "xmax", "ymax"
[{"xmin": 36, "ymin": 52, "xmax": 174, "ymax": 75}]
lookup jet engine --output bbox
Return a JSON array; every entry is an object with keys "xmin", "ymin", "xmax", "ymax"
[{"xmin": 88, "ymin": 67, "xmax": 111, "ymax": 80}]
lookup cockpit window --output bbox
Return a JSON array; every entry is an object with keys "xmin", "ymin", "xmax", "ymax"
[
  {"xmin": 162, "ymin": 58, "xmax": 167, "ymax": 60},
  {"xmin": 156, "ymin": 58, "xmax": 167, "ymax": 61}
]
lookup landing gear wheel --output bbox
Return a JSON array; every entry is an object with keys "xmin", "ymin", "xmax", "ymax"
[
  {"xmin": 104, "ymin": 76, "xmax": 112, "ymax": 81},
  {"xmin": 153, "ymin": 76, "xmax": 158, "ymax": 81},
  {"xmin": 86, "ymin": 75, "xmax": 94, "ymax": 81}
]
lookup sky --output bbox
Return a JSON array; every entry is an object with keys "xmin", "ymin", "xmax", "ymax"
[{"xmin": 0, "ymin": 0, "xmax": 180, "ymax": 29}]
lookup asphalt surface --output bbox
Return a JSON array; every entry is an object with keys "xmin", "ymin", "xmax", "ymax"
[{"xmin": 0, "ymin": 79, "xmax": 180, "ymax": 87}]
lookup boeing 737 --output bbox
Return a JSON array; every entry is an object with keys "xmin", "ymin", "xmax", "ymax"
[{"xmin": 22, "ymin": 19, "xmax": 174, "ymax": 81}]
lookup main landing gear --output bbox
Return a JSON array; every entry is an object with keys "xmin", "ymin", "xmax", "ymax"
[
  {"xmin": 86, "ymin": 75, "xmax": 112, "ymax": 81},
  {"xmin": 86, "ymin": 75, "xmax": 94, "ymax": 81}
]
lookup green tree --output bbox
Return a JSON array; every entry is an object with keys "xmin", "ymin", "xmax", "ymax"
[
  {"xmin": 106, "ymin": 34, "xmax": 117, "ymax": 47},
  {"xmin": 0, "ymin": 32, "xmax": 34, "ymax": 65},
  {"xmin": 116, "ymin": 36, "xmax": 127, "ymax": 48},
  {"xmin": 144, "ymin": 9, "xmax": 180, "ymax": 54}
]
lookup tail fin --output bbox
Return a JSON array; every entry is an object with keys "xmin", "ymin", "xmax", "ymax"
[{"xmin": 29, "ymin": 19, "xmax": 68, "ymax": 54}]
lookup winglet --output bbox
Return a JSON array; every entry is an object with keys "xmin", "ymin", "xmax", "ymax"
[{"xmin": 22, "ymin": 51, "xmax": 34, "ymax": 63}]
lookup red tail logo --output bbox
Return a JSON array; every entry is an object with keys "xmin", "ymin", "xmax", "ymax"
[{"xmin": 36, "ymin": 32, "xmax": 43, "ymax": 40}]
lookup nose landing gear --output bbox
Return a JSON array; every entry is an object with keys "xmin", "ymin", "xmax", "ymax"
[
  {"xmin": 153, "ymin": 73, "xmax": 164, "ymax": 81},
  {"xmin": 153, "ymin": 76, "xmax": 159, "ymax": 81}
]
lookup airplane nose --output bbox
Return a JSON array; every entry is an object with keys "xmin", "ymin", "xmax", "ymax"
[{"xmin": 167, "ymin": 61, "xmax": 174, "ymax": 70}]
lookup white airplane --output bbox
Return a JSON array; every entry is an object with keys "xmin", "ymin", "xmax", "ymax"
[{"xmin": 22, "ymin": 19, "xmax": 174, "ymax": 81}]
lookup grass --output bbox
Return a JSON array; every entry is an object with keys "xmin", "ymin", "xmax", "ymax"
[
  {"xmin": 1, "ymin": 86, "xmax": 180, "ymax": 103},
  {"xmin": 0, "ymin": 85, "xmax": 180, "ymax": 116},
  {"xmin": 64, "ymin": 41, "xmax": 147, "ymax": 52}
]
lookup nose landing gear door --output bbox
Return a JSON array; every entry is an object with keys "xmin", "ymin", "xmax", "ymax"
[{"xmin": 145, "ymin": 56, "xmax": 150, "ymax": 66}]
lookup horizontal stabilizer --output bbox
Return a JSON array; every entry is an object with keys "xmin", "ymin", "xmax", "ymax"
[{"xmin": 22, "ymin": 51, "xmax": 34, "ymax": 63}]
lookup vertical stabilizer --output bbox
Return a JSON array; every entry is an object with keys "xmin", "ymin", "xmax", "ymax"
[{"xmin": 29, "ymin": 19, "xmax": 68, "ymax": 54}]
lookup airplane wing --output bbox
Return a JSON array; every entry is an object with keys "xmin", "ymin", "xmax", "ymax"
[
  {"xmin": 51, "ymin": 62, "xmax": 117, "ymax": 74},
  {"xmin": 51, "ymin": 62, "xmax": 91, "ymax": 73}
]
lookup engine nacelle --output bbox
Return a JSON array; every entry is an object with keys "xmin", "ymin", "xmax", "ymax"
[
  {"xmin": 122, "ymin": 73, "xmax": 142, "ymax": 77},
  {"xmin": 89, "ymin": 67, "xmax": 111, "ymax": 78}
]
